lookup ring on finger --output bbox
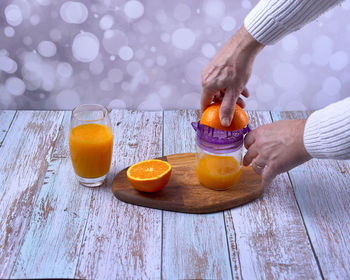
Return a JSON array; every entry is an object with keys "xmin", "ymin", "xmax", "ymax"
[{"xmin": 253, "ymin": 161, "xmax": 266, "ymax": 169}]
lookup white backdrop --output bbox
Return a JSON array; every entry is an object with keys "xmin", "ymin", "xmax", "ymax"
[{"xmin": 0, "ymin": 0, "xmax": 349, "ymax": 110}]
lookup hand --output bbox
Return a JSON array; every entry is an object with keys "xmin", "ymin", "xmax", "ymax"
[
  {"xmin": 201, "ymin": 25, "xmax": 263, "ymax": 127},
  {"xmin": 243, "ymin": 120, "xmax": 312, "ymax": 187}
]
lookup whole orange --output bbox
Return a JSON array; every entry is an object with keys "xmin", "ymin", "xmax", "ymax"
[{"xmin": 200, "ymin": 103, "xmax": 249, "ymax": 131}]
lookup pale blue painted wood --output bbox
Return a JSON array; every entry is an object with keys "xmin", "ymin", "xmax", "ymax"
[
  {"xmin": 11, "ymin": 157, "xmax": 93, "ymax": 278},
  {"xmin": 271, "ymin": 111, "xmax": 350, "ymax": 279},
  {"xmin": 0, "ymin": 111, "xmax": 64, "ymax": 279},
  {"xmin": 225, "ymin": 111, "xmax": 321, "ymax": 279},
  {"xmin": 162, "ymin": 110, "xmax": 233, "ymax": 279},
  {"xmin": 75, "ymin": 110, "xmax": 163, "ymax": 279},
  {"xmin": 10, "ymin": 110, "xmax": 92, "ymax": 278},
  {"xmin": 0, "ymin": 110, "xmax": 16, "ymax": 144}
]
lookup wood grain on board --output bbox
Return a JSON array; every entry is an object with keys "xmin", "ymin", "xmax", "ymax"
[
  {"xmin": 75, "ymin": 110, "xmax": 164, "ymax": 279},
  {"xmin": 113, "ymin": 153, "xmax": 263, "ymax": 214},
  {"xmin": 0, "ymin": 111, "xmax": 64, "ymax": 279},
  {"xmin": 162, "ymin": 110, "xmax": 233, "ymax": 279},
  {"xmin": 224, "ymin": 111, "xmax": 321, "ymax": 279},
  {"xmin": 272, "ymin": 111, "xmax": 350, "ymax": 279}
]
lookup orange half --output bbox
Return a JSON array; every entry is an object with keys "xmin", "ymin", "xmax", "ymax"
[
  {"xmin": 127, "ymin": 159, "xmax": 172, "ymax": 192},
  {"xmin": 200, "ymin": 103, "xmax": 249, "ymax": 131}
]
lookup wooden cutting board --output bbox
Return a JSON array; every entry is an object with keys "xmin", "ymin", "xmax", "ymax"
[{"xmin": 112, "ymin": 153, "xmax": 263, "ymax": 214}]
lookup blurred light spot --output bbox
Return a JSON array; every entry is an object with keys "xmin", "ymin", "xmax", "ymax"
[
  {"xmin": 100, "ymin": 78, "xmax": 114, "ymax": 91},
  {"xmin": 241, "ymin": 0, "xmax": 252, "ymax": 9},
  {"xmin": 201, "ymin": 43, "xmax": 216, "ymax": 58},
  {"xmin": 329, "ymin": 51, "xmax": 349, "ymax": 71},
  {"xmin": 322, "ymin": 76, "xmax": 341, "ymax": 95},
  {"xmin": 221, "ymin": 16, "xmax": 236, "ymax": 31},
  {"xmin": 4, "ymin": 26, "xmax": 15, "ymax": 37},
  {"xmin": 37, "ymin": 41, "xmax": 57, "ymax": 57},
  {"xmin": 312, "ymin": 35, "xmax": 333, "ymax": 66},
  {"xmin": 6, "ymin": 77, "xmax": 25, "ymax": 96},
  {"xmin": 185, "ymin": 57, "xmax": 209, "ymax": 85},
  {"xmin": 103, "ymin": 29, "xmax": 128, "ymax": 55},
  {"xmin": 126, "ymin": 61, "xmax": 141, "ymax": 75},
  {"xmin": 30, "ymin": 15, "xmax": 40, "ymax": 25},
  {"xmin": 72, "ymin": 32, "xmax": 100, "ymax": 62},
  {"xmin": 108, "ymin": 68, "xmax": 123, "ymax": 83},
  {"xmin": 174, "ymin": 3, "xmax": 191, "ymax": 21},
  {"xmin": 300, "ymin": 54, "xmax": 311, "ymax": 65},
  {"xmin": 178, "ymin": 92, "xmax": 200, "ymax": 109},
  {"xmin": 156, "ymin": 55, "xmax": 167, "ymax": 66},
  {"xmin": 273, "ymin": 63, "xmax": 306, "ymax": 92},
  {"xmin": 89, "ymin": 58, "xmax": 104, "ymax": 75},
  {"xmin": 138, "ymin": 94, "xmax": 163, "ymax": 110},
  {"xmin": 108, "ymin": 99, "xmax": 126, "ymax": 109},
  {"xmin": 5, "ymin": 4, "xmax": 23, "ymax": 27},
  {"xmin": 203, "ymin": 0, "xmax": 225, "ymax": 18},
  {"xmin": 60, "ymin": 1, "xmax": 88, "ymax": 24},
  {"xmin": 124, "ymin": 1, "xmax": 144, "ymax": 19},
  {"xmin": 118, "ymin": 46, "xmax": 134, "ymax": 61},
  {"xmin": 99, "ymin": 14, "xmax": 114, "ymax": 30},
  {"xmin": 0, "ymin": 55, "xmax": 18, "ymax": 73},
  {"xmin": 57, "ymin": 62, "xmax": 73, "ymax": 78},
  {"xmin": 281, "ymin": 34, "xmax": 298, "ymax": 53},
  {"xmin": 36, "ymin": 0, "xmax": 51, "ymax": 6},
  {"xmin": 161, "ymin": 33, "xmax": 170, "ymax": 43},
  {"xmin": 50, "ymin": 28, "xmax": 62, "ymax": 41},
  {"xmin": 56, "ymin": 89, "xmax": 80, "ymax": 109},
  {"xmin": 172, "ymin": 28, "xmax": 195, "ymax": 50},
  {"xmin": 256, "ymin": 83, "xmax": 275, "ymax": 102}
]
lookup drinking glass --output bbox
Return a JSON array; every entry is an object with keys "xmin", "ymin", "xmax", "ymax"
[{"xmin": 69, "ymin": 104, "xmax": 113, "ymax": 188}]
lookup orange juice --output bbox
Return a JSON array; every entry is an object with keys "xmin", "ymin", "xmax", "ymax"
[
  {"xmin": 69, "ymin": 123, "xmax": 113, "ymax": 178},
  {"xmin": 195, "ymin": 154, "xmax": 242, "ymax": 190}
]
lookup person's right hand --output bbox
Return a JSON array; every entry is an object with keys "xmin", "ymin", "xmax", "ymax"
[{"xmin": 201, "ymin": 25, "xmax": 264, "ymax": 127}]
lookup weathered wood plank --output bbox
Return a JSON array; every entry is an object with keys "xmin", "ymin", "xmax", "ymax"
[
  {"xmin": 10, "ymin": 110, "xmax": 92, "ymax": 278},
  {"xmin": 272, "ymin": 111, "xmax": 350, "ymax": 279},
  {"xmin": 0, "ymin": 111, "xmax": 64, "ymax": 278},
  {"xmin": 162, "ymin": 110, "xmax": 233, "ymax": 279},
  {"xmin": 0, "ymin": 110, "xmax": 16, "ymax": 144},
  {"xmin": 224, "ymin": 111, "xmax": 321, "ymax": 279},
  {"xmin": 52, "ymin": 110, "xmax": 71, "ymax": 158},
  {"xmin": 75, "ymin": 110, "xmax": 163, "ymax": 279}
]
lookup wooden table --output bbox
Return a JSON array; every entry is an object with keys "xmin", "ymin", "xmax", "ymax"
[{"xmin": 0, "ymin": 109, "xmax": 349, "ymax": 279}]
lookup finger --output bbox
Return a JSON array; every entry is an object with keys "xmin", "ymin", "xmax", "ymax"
[
  {"xmin": 213, "ymin": 91, "xmax": 224, "ymax": 103},
  {"xmin": 236, "ymin": 97, "xmax": 246, "ymax": 108},
  {"xmin": 243, "ymin": 143, "xmax": 258, "ymax": 166},
  {"xmin": 244, "ymin": 131, "xmax": 256, "ymax": 149},
  {"xmin": 241, "ymin": 87, "xmax": 249, "ymax": 98},
  {"xmin": 219, "ymin": 87, "xmax": 238, "ymax": 127},
  {"xmin": 201, "ymin": 87, "xmax": 215, "ymax": 112},
  {"xmin": 261, "ymin": 164, "xmax": 276, "ymax": 187}
]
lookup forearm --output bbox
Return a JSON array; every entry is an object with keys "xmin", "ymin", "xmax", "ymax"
[
  {"xmin": 244, "ymin": 0, "xmax": 344, "ymax": 45},
  {"xmin": 304, "ymin": 97, "xmax": 350, "ymax": 160}
]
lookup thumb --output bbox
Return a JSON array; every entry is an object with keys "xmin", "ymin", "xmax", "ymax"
[{"xmin": 219, "ymin": 87, "xmax": 238, "ymax": 127}]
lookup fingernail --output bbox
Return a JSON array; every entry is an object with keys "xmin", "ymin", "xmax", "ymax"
[{"xmin": 221, "ymin": 117, "xmax": 230, "ymax": 127}]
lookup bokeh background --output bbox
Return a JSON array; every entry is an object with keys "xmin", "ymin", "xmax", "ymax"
[{"xmin": 0, "ymin": 0, "xmax": 350, "ymax": 110}]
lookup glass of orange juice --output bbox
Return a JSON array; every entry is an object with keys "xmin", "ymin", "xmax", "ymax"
[
  {"xmin": 192, "ymin": 122, "xmax": 250, "ymax": 190},
  {"xmin": 69, "ymin": 104, "xmax": 113, "ymax": 188}
]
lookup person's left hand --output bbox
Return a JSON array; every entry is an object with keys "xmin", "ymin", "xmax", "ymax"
[{"xmin": 243, "ymin": 119, "xmax": 312, "ymax": 187}]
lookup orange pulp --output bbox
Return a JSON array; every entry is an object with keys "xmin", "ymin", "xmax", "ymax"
[
  {"xmin": 69, "ymin": 123, "xmax": 113, "ymax": 178},
  {"xmin": 195, "ymin": 154, "xmax": 242, "ymax": 190}
]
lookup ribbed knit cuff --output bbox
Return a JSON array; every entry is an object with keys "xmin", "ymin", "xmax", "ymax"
[
  {"xmin": 244, "ymin": 0, "xmax": 344, "ymax": 45},
  {"xmin": 304, "ymin": 97, "xmax": 350, "ymax": 160}
]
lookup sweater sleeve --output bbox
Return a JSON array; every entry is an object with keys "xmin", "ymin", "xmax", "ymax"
[
  {"xmin": 244, "ymin": 0, "xmax": 344, "ymax": 45},
  {"xmin": 303, "ymin": 97, "xmax": 350, "ymax": 160}
]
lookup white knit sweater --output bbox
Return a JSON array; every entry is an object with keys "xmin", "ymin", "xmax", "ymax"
[{"xmin": 244, "ymin": 0, "xmax": 350, "ymax": 160}]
